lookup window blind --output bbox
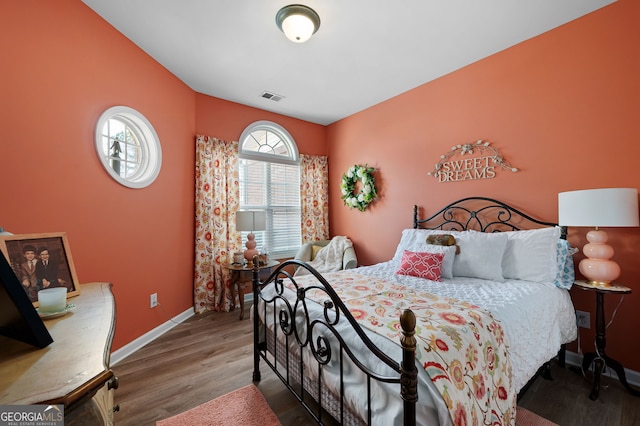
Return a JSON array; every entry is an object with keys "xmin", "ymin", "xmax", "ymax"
[{"xmin": 239, "ymin": 158, "xmax": 301, "ymax": 258}]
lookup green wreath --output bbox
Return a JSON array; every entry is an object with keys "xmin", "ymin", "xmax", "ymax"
[{"xmin": 340, "ymin": 164, "xmax": 377, "ymax": 211}]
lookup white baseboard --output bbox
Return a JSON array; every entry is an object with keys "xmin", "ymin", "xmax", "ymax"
[
  {"xmin": 565, "ymin": 350, "xmax": 640, "ymax": 388},
  {"xmin": 110, "ymin": 307, "xmax": 195, "ymax": 366}
]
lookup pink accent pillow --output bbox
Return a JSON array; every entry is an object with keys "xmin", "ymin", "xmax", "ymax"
[{"xmin": 396, "ymin": 250, "xmax": 444, "ymax": 281}]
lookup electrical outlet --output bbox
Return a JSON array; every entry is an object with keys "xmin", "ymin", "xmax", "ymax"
[
  {"xmin": 150, "ymin": 293, "xmax": 158, "ymax": 308},
  {"xmin": 576, "ymin": 310, "xmax": 590, "ymax": 329}
]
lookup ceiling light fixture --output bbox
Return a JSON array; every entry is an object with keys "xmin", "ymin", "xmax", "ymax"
[{"xmin": 275, "ymin": 4, "xmax": 320, "ymax": 43}]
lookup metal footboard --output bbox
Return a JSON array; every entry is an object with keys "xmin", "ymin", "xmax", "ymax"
[{"xmin": 251, "ymin": 259, "xmax": 418, "ymax": 426}]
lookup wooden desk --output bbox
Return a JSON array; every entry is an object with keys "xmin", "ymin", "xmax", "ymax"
[
  {"xmin": 573, "ymin": 280, "xmax": 639, "ymax": 400},
  {"xmin": 0, "ymin": 282, "xmax": 117, "ymax": 423},
  {"xmin": 228, "ymin": 261, "xmax": 279, "ymax": 320}
]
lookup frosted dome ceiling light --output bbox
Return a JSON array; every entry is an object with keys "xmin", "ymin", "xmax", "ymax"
[{"xmin": 276, "ymin": 4, "xmax": 320, "ymax": 43}]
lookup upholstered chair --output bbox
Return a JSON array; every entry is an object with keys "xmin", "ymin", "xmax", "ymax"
[{"xmin": 293, "ymin": 238, "xmax": 357, "ymax": 272}]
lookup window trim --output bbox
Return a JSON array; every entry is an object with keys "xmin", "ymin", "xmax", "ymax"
[
  {"xmin": 94, "ymin": 106, "xmax": 162, "ymax": 189},
  {"xmin": 238, "ymin": 120, "xmax": 299, "ymax": 166}
]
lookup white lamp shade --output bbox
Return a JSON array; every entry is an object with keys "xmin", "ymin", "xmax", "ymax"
[
  {"xmin": 558, "ymin": 188, "xmax": 639, "ymax": 227},
  {"xmin": 235, "ymin": 211, "xmax": 266, "ymax": 232},
  {"xmin": 281, "ymin": 14, "xmax": 315, "ymax": 43}
]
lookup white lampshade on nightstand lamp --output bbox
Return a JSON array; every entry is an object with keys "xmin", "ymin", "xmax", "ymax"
[
  {"xmin": 558, "ymin": 188, "xmax": 639, "ymax": 287},
  {"xmin": 235, "ymin": 210, "xmax": 266, "ymax": 265}
]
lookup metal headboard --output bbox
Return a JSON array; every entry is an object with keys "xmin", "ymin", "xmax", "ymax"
[{"xmin": 413, "ymin": 196, "xmax": 567, "ymax": 238}]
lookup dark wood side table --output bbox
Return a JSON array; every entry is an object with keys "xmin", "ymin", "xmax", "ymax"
[
  {"xmin": 227, "ymin": 260, "xmax": 279, "ymax": 320},
  {"xmin": 573, "ymin": 280, "xmax": 640, "ymax": 400}
]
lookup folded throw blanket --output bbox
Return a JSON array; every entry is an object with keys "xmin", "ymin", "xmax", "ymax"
[{"xmin": 295, "ymin": 236, "xmax": 353, "ymax": 276}]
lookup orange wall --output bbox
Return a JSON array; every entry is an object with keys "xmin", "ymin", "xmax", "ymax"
[
  {"xmin": 327, "ymin": 0, "xmax": 640, "ymax": 371},
  {"xmin": 195, "ymin": 94, "xmax": 326, "ymax": 155},
  {"xmin": 0, "ymin": 0, "xmax": 196, "ymax": 350}
]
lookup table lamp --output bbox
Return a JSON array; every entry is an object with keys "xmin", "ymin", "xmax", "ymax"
[
  {"xmin": 235, "ymin": 210, "xmax": 266, "ymax": 265},
  {"xmin": 558, "ymin": 188, "xmax": 639, "ymax": 286}
]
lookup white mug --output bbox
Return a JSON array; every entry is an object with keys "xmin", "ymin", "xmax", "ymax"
[{"xmin": 38, "ymin": 287, "xmax": 67, "ymax": 313}]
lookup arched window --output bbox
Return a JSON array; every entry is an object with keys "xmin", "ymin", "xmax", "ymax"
[{"xmin": 238, "ymin": 121, "xmax": 301, "ymax": 258}]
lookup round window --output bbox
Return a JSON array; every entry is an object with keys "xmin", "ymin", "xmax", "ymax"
[{"xmin": 95, "ymin": 106, "xmax": 162, "ymax": 188}]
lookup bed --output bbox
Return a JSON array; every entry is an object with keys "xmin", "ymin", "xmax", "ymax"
[{"xmin": 251, "ymin": 197, "xmax": 578, "ymax": 426}]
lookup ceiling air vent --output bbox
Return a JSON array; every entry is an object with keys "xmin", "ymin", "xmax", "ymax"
[{"xmin": 260, "ymin": 91, "xmax": 285, "ymax": 102}]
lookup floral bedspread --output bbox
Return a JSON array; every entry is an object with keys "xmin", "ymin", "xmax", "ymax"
[{"xmin": 289, "ymin": 271, "xmax": 516, "ymax": 426}]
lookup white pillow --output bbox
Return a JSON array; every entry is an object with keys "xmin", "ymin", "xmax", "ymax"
[
  {"xmin": 501, "ymin": 227, "xmax": 561, "ymax": 282},
  {"xmin": 420, "ymin": 245, "xmax": 457, "ymax": 279},
  {"xmin": 392, "ymin": 229, "xmax": 463, "ymax": 263},
  {"xmin": 452, "ymin": 231, "xmax": 508, "ymax": 281}
]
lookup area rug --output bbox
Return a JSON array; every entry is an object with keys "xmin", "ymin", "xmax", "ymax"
[
  {"xmin": 156, "ymin": 384, "xmax": 282, "ymax": 426},
  {"xmin": 517, "ymin": 407, "xmax": 558, "ymax": 426},
  {"xmin": 156, "ymin": 385, "xmax": 552, "ymax": 426}
]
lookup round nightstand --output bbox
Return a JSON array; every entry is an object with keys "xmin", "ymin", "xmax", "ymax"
[
  {"xmin": 573, "ymin": 280, "xmax": 639, "ymax": 400},
  {"xmin": 226, "ymin": 260, "xmax": 279, "ymax": 320}
]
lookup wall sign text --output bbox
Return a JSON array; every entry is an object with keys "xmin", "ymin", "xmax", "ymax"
[{"xmin": 428, "ymin": 140, "xmax": 518, "ymax": 183}]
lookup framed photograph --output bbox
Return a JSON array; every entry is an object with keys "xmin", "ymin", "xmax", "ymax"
[{"xmin": 0, "ymin": 232, "xmax": 80, "ymax": 306}]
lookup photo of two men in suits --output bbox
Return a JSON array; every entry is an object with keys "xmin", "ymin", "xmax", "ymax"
[
  {"xmin": 1, "ymin": 234, "xmax": 78, "ymax": 304},
  {"xmin": 19, "ymin": 245, "xmax": 67, "ymax": 300}
]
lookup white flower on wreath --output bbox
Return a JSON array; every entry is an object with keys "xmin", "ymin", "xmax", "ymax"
[{"xmin": 341, "ymin": 164, "xmax": 378, "ymax": 212}]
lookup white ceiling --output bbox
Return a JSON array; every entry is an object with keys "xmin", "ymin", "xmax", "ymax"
[{"xmin": 81, "ymin": 0, "xmax": 615, "ymax": 126}]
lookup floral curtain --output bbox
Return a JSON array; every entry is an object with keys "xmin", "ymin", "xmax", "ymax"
[
  {"xmin": 300, "ymin": 154, "xmax": 329, "ymax": 243},
  {"xmin": 193, "ymin": 135, "xmax": 242, "ymax": 314}
]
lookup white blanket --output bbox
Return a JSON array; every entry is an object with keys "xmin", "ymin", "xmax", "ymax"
[{"xmin": 295, "ymin": 236, "xmax": 353, "ymax": 276}]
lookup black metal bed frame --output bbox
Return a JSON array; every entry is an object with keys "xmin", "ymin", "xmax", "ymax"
[
  {"xmin": 413, "ymin": 196, "xmax": 568, "ymax": 388},
  {"xmin": 252, "ymin": 197, "xmax": 567, "ymax": 425},
  {"xmin": 413, "ymin": 196, "xmax": 567, "ymax": 238},
  {"xmin": 252, "ymin": 262, "xmax": 418, "ymax": 425}
]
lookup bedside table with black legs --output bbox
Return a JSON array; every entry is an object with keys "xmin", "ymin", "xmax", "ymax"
[
  {"xmin": 573, "ymin": 280, "xmax": 640, "ymax": 400},
  {"xmin": 227, "ymin": 260, "xmax": 279, "ymax": 320}
]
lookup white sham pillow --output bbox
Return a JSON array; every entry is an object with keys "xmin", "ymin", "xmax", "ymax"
[
  {"xmin": 419, "ymin": 245, "xmax": 457, "ymax": 279},
  {"xmin": 392, "ymin": 229, "xmax": 463, "ymax": 263},
  {"xmin": 501, "ymin": 227, "xmax": 561, "ymax": 283},
  {"xmin": 452, "ymin": 231, "xmax": 508, "ymax": 281}
]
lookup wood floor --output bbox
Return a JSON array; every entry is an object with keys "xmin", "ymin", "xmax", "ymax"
[{"xmin": 112, "ymin": 305, "xmax": 640, "ymax": 426}]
